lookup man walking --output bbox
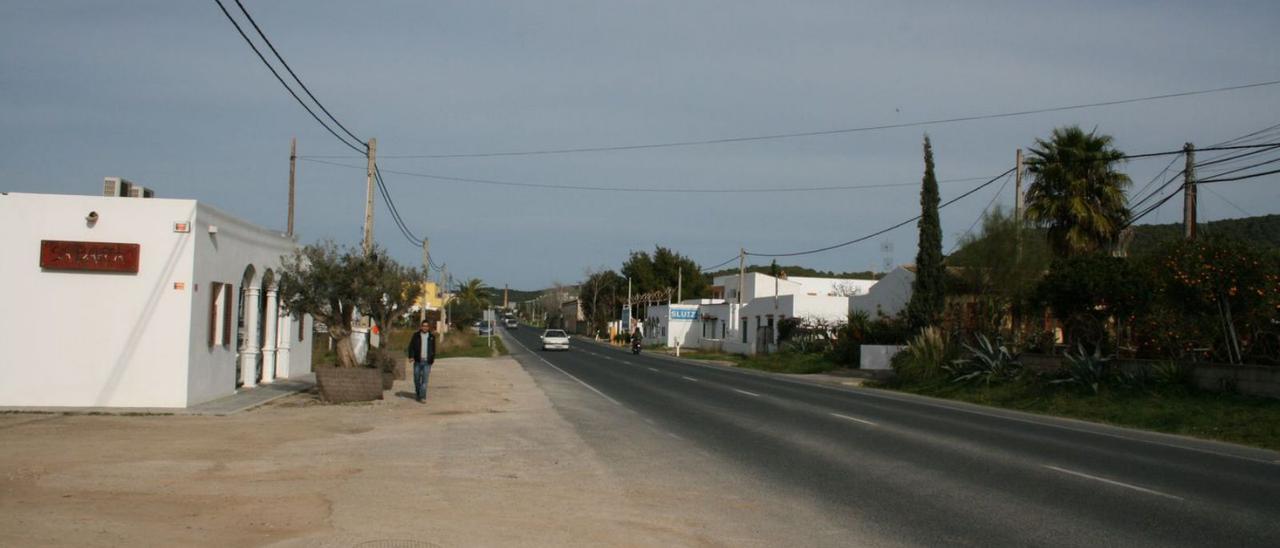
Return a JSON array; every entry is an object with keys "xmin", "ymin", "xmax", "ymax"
[{"xmin": 406, "ymin": 320, "xmax": 437, "ymax": 403}]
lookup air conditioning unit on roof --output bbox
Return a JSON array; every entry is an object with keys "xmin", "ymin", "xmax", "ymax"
[{"xmin": 103, "ymin": 176, "xmax": 134, "ymax": 197}]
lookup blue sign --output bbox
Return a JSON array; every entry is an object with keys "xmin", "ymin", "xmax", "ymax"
[{"xmin": 670, "ymin": 308, "xmax": 699, "ymax": 321}]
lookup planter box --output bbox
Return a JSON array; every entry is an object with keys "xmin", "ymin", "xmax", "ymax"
[
  {"xmin": 315, "ymin": 366, "xmax": 384, "ymax": 403},
  {"xmin": 860, "ymin": 344, "xmax": 906, "ymax": 370}
]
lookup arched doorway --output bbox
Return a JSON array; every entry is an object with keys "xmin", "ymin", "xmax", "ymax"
[{"xmin": 236, "ymin": 264, "xmax": 259, "ymax": 388}]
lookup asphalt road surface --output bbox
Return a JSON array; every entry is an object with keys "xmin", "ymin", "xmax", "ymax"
[{"xmin": 503, "ymin": 326, "xmax": 1280, "ymax": 547}]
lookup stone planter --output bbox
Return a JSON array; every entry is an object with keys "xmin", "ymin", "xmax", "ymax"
[
  {"xmin": 381, "ymin": 370, "xmax": 395, "ymax": 390},
  {"xmin": 314, "ymin": 366, "xmax": 384, "ymax": 403},
  {"xmin": 860, "ymin": 344, "xmax": 906, "ymax": 370}
]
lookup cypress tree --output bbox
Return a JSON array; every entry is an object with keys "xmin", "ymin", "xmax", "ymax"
[{"xmin": 907, "ymin": 135, "xmax": 945, "ymax": 331}]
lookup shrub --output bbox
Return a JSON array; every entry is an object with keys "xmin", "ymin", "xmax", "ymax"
[
  {"xmin": 1050, "ymin": 344, "xmax": 1111, "ymax": 394},
  {"xmin": 945, "ymin": 334, "xmax": 1022, "ymax": 385},
  {"xmin": 1151, "ymin": 361, "xmax": 1196, "ymax": 389},
  {"xmin": 367, "ymin": 347, "xmax": 401, "ymax": 372},
  {"xmin": 892, "ymin": 326, "xmax": 953, "ymax": 383}
]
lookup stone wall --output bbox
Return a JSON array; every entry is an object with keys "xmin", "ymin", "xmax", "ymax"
[{"xmin": 315, "ymin": 366, "xmax": 384, "ymax": 403}]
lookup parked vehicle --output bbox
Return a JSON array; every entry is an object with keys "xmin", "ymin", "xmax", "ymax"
[
  {"xmin": 505, "ymin": 318, "xmax": 518, "ymax": 329},
  {"xmin": 477, "ymin": 322, "xmax": 494, "ymax": 336},
  {"xmin": 540, "ymin": 329, "xmax": 570, "ymax": 351}
]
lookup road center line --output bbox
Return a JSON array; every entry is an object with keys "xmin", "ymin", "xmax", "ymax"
[
  {"xmin": 682, "ymin": 376, "xmax": 699, "ymax": 382},
  {"xmin": 647, "ymin": 367, "xmax": 658, "ymax": 372},
  {"xmin": 829, "ymin": 412, "xmax": 877, "ymax": 426},
  {"xmin": 1042, "ymin": 465, "xmax": 1184, "ymax": 501},
  {"xmin": 732, "ymin": 388, "xmax": 761, "ymax": 397}
]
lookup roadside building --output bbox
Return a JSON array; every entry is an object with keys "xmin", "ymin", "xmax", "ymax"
[
  {"xmin": 561, "ymin": 299, "xmax": 584, "ymax": 334},
  {"xmin": 0, "ymin": 186, "xmax": 313, "ymax": 408}
]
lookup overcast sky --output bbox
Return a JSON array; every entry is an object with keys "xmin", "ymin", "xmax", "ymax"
[{"xmin": 3, "ymin": 1, "xmax": 1279, "ymax": 289}]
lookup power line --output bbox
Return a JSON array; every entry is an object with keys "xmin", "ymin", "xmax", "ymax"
[
  {"xmin": 700, "ymin": 255, "xmax": 741, "ymax": 273},
  {"xmin": 1200, "ymin": 154, "xmax": 1280, "ymax": 181},
  {"xmin": 303, "ymin": 79, "xmax": 1280, "ymax": 159},
  {"xmin": 948, "ymin": 170, "xmax": 1015, "ymax": 255},
  {"xmin": 212, "ymin": 0, "xmax": 365, "ymax": 155},
  {"xmin": 300, "ymin": 157, "xmax": 999, "ymax": 194},
  {"xmin": 745, "ymin": 167, "xmax": 1017, "ymax": 258},
  {"xmin": 230, "ymin": 0, "xmax": 366, "ymax": 147},
  {"xmin": 1199, "ymin": 166, "xmax": 1280, "ymax": 184},
  {"xmin": 1202, "ymin": 185, "xmax": 1254, "ymax": 217}
]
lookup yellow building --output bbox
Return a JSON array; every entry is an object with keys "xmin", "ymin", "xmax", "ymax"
[{"xmin": 412, "ymin": 281, "xmax": 451, "ymax": 330}]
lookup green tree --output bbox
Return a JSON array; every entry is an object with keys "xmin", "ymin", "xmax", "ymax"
[
  {"xmin": 580, "ymin": 268, "xmax": 624, "ymax": 336},
  {"xmin": 277, "ymin": 241, "xmax": 383, "ymax": 368},
  {"xmin": 948, "ymin": 206, "xmax": 1051, "ymax": 337},
  {"xmin": 450, "ymin": 278, "xmax": 491, "ymax": 328},
  {"xmin": 1025, "ymin": 125, "xmax": 1132, "ymax": 257},
  {"xmin": 365, "ymin": 255, "xmax": 425, "ymax": 348},
  {"xmin": 620, "ymin": 246, "xmax": 710, "ymax": 299},
  {"xmin": 907, "ymin": 135, "xmax": 945, "ymax": 331},
  {"xmin": 1035, "ymin": 253, "xmax": 1149, "ymax": 349}
]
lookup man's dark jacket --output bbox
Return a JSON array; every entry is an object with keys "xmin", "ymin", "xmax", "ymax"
[{"xmin": 407, "ymin": 332, "xmax": 436, "ymax": 364}]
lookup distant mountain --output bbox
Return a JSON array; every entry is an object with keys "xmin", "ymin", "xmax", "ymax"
[
  {"xmin": 704, "ymin": 264, "xmax": 883, "ymax": 280},
  {"xmin": 1127, "ymin": 214, "xmax": 1280, "ymax": 256}
]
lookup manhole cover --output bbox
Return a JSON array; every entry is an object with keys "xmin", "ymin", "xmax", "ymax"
[{"xmin": 355, "ymin": 541, "xmax": 440, "ymax": 548}]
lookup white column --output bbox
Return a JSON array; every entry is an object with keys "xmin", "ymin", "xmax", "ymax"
[
  {"xmin": 277, "ymin": 304, "xmax": 293, "ymax": 380},
  {"xmin": 261, "ymin": 288, "xmax": 279, "ymax": 384},
  {"xmin": 239, "ymin": 286, "xmax": 261, "ymax": 388}
]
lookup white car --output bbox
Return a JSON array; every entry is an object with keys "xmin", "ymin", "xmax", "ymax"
[{"xmin": 540, "ymin": 329, "xmax": 570, "ymax": 351}]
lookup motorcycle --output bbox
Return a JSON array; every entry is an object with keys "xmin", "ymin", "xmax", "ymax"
[{"xmin": 631, "ymin": 339, "xmax": 642, "ymax": 355}]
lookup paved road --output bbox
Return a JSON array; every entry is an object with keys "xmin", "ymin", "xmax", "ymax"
[{"xmin": 503, "ymin": 326, "xmax": 1280, "ymax": 547}]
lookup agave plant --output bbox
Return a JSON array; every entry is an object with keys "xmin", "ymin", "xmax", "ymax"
[
  {"xmin": 945, "ymin": 334, "xmax": 1022, "ymax": 385},
  {"xmin": 1050, "ymin": 344, "xmax": 1111, "ymax": 395}
]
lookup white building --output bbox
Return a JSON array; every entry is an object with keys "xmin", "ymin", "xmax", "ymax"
[
  {"xmin": 850, "ymin": 265, "xmax": 914, "ymax": 318},
  {"xmin": 632, "ymin": 272, "xmax": 879, "ymax": 355},
  {"xmin": 0, "ymin": 189, "xmax": 313, "ymax": 408}
]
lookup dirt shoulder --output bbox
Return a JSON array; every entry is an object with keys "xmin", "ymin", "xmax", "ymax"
[{"xmin": 0, "ymin": 356, "xmax": 751, "ymax": 547}]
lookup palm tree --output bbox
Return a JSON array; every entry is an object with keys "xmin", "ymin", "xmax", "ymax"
[
  {"xmin": 1024, "ymin": 126, "xmax": 1132, "ymax": 256},
  {"xmin": 455, "ymin": 278, "xmax": 491, "ymax": 309}
]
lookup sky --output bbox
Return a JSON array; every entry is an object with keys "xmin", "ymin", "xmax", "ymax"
[{"xmin": 3, "ymin": 1, "xmax": 1279, "ymax": 290}]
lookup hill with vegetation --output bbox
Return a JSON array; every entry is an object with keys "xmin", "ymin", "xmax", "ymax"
[{"xmin": 705, "ymin": 264, "xmax": 882, "ymax": 280}]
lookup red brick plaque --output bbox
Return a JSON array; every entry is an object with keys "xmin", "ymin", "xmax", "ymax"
[{"xmin": 39, "ymin": 240, "xmax": 141, "ymax": 273}]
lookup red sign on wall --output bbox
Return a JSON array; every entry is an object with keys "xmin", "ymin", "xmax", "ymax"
[{"xmin": 39, "ymin": 240, "xmax": 141, "ymax": 273}]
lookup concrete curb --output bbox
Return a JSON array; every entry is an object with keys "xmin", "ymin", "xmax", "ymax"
[{"xmin": 0, "ymin": 374, "xmax": 316, "ymax": 417}]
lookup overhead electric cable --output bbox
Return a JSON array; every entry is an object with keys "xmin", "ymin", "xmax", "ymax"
[
  {"xmin": 212, "ymin": 0, "xmax": 365, "ymax": 155},
  {"xmin": 301, "ymin": 157, "xmax": 998, "ymax": 194},
  {"xmin": 303, "ymin": 79, "xmax": 1280, "ymax": 159},
  {"xmin": 700, "ymin": 256, "xmax": 741, "ymax": 273},
  {"xmin": 745, "ymin": 167, "xmax": 1017, "ymax": 258},
  {"xmin": 1199, "ymin": 167, "xmax": 1280, "ymax": 184},
  {"xmin": 948, "ymin": 170, "xmax": 1015, "ymax": 255},
  {"xmin": 231, "ymin": 0, "xmax": 366, "ymax": 146}
]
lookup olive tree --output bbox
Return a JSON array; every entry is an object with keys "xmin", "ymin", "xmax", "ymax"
[{"xmin": 277, "ymin": 241, "xmax": 383, "ymax": 368}]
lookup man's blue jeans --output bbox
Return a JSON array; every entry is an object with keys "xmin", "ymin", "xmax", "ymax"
[{"xmin": 413, "ymin": 360, "xmax": 432, "ymax": 401}]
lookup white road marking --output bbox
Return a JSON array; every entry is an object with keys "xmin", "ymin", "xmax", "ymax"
[
  {"xmin": 682, "ymin": 376, "xmax": 699, "ymax": 382},
  {"xmin": 666, "ymin": 432, "xmax": 684, "ymax": 440},
  {"xmin": 508, "ymin": 335, "xmax": 623, "ymax": 407},
  {"xmin": 1043, "ymin": 465, "xmax": 1184, "ymax": 501},
  {"xmin": 648, "ymin": 367, "xmax": 658, "ymax": 372},
  {"xmin": 732, "ymin": 388, "xmax": 761, "ymax": 397},
  {"xmin": 829, "ymin": 412, "xmax": 878, "ymax": 426}
]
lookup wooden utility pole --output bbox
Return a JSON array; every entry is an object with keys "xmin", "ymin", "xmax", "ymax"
[
  {"xmin": 419, "ymin": 238, "xmax": 430, "ymax": 323},
  {"xmin": 441, "ymin": 263, "xmax": 449, "ymax": 333},
  {"xmin": 362, "ymin": 137, "xmax": 377, "ymax": 255},
  {"xmin": 677, "ymin": 269, "xmax": 682, "ymax": 303},
  {"xmin": 287, "ymin": 138, "xmax": 297, "ymax": 237},
  {"xmin": 1183, "ymin": 142, "xmax": 1197, "ymax": 240},
  {"xmin": 737, "ymin": 248, "xmax": 745, "ymax": 305},
  {"xmin": 1014, "ymin": 148, "xmax": 1024, "ymax": 223}
]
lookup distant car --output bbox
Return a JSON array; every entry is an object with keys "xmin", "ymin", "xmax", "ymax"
[
  {"xmin": 477, "ymin": 322, "xmax": 494, "ymax": 336},
  {"xmin": 540, "ymin": 329, "xmax": 570, "ymax": 351},
  {"xmin": 505, "ymin": 318, "xmax": 518, "ymax": 329}
]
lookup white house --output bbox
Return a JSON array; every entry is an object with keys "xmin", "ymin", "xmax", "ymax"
[
  {"xmin": 0, "ymin": 188, "xmax": 313, "ymax": 408},
  {"xmin": 850, "ymin": 265, "xmax": 915, "ymax": 318},
  {"xmin": 632, "ymin": 272, "xmax": 879, "ymax": 355}
]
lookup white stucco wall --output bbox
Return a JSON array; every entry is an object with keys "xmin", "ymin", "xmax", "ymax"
[
  {"xmin": 0, "ymin": 192, "xmax": 310, "ymax": 408},
  {"xmin": 186, "ymin": 202, "xmax": 311, "ymax": 406},
  {"xmin": 851, "ymin": 266, "xmax": 914, "ymax": 318},
  {"xmin": 0, "ymin": 193, "xmax": 197, "ymax": 407}
]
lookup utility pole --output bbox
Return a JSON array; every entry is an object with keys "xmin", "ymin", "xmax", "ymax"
[
  {"xmin": 419, "ymin": 238, "xmax": 430, "ymax": 323},
  {"xmin": 287, "ymin": 138, "xmax": 297, "ymax": 237},
  {"xmin": 1183, "ymin": 142, "xmax": 1197, "ymax": 240},
  {"xmin": 737, "ymin": 248, "xmax": 745, "ymax": 305},
  {"xmin": 362, "ymin": 137, "xmax": 377, "ymax": 255},
  {"xmin": 1014, "ymin": 148, "xmax": 1024, "ymax": 224},
  {"xmin": 677, "ymin": 268, "xmax": 682, "ymax": 303},
  {"xmin": 442, "ymin": 264, "xmax": 449, "ymax": 334}
]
